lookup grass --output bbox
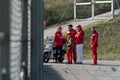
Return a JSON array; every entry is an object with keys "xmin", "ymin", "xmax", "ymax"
[
  {"xmin": 44, "ymin": 13, "xmax": 120, "ymax": 60},
  {"xmin": 83, "ymin": 15, "xmax": 120, "ymax": 60},
  {"xmin": 44, "ymin": 0, "xmax": 72, "ymax": 8},
  {"xmin": 44, "ymin": 0, "xmax": 118, "ymax": 26}
]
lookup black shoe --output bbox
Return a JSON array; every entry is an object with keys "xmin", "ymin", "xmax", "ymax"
[
  {"xmin": 76, "ymin": 62, "xmax": 82, "ymax": 64},
  {"xmin": 79, "ymin": 62, "xmax": 82, "ymax": 64},
  {"xmin": 66, "ymin": 62, "xmax": 72, "ymax": 64},
  {"xmin": 92, "ymin": 63, "xmax": 97, "ymax": 65}
]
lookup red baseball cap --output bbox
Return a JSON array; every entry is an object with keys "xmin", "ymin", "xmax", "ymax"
[
  {"xmin": 77, "ymin": 24, "xmax": 82, "ymax": 28},
  {"xmin": 58, "ymin": 26, "xmax": 62, "ymax": 30}
]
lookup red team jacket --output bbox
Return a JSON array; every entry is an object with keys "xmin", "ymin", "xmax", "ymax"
[
  {"xmin": 66, "ymin": 29, "xmax": 77, "ymax": 42},
  {"xmin": 90, "ymin": 31, "xmax": 98, "ymax": 48},
  {"xmin": 54, "ymin": 31, "xmax": 63, "ymax": 46},
  {"xmin": 75, "ymin": 29, "xmax": 84, "ymax": 44}
]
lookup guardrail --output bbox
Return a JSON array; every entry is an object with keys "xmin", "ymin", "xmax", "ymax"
[{"xmin": 74, "ymin": 0, "xmax": 115, "ymax": 21}]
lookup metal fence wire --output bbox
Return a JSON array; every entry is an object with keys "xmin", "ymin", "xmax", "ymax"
[{"xmin": 0, "ymin": 0, "xmax": 31, "ymax": 80}]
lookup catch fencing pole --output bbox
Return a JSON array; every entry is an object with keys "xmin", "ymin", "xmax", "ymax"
[{"xmin": 31, "ymin": 0, "xmax": 44, "ymax": 80}]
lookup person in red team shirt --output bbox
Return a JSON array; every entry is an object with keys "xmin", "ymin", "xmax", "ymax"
[
  {"xmin": 90, "ymin": 27, "xmax": 98, "ymax": 65},
  {"xmin": 66, "ymin": 35, "xmax": 74, "ymax": 64},
  {"xmin": 75, "ymin": 24, "xmax": 84, "ymax": 64},
  {"xmin": 66, "ymin": 24, "xmax": 77, "ymax": 63},
  {"xmin": 54, "ymin": 26, "xmax": 64, "ymax": 63}
]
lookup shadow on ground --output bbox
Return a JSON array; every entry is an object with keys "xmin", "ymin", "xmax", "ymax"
[
  {"xmin": 80, "ymin": 63, "xmax": 120, "ymax": 67},
  {"xmin": 43, "ymin": 65, "xmax": 64, "ymax": 80}
]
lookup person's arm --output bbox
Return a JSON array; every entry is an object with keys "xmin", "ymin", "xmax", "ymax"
[
  {"xmin": 66, "ymin": 32, "xmax": 69, "ymax": 42},
  {"xmin": 77, "ymin": 31, "xmax": 84, "ymax": 39},
  {"xmin": 93, "ymin": 34, "xmax": 98, "ymax": 47}
]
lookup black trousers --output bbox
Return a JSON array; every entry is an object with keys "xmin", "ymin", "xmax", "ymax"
[{"xmin": 55, "ymin": 46, "xmax": 63, "ymax": 62}]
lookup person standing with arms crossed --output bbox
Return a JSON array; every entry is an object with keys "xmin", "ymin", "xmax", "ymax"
[
  {"xmin": 75, "ymin": 24, "xmax": 84, "ymax": 64},
  {"xmin": 66, "ymin": 24, "xmax": 77, "ymax": 63},
  {"xmin": 90, "ymin": 27, "xmax": 98, "ymax": 65},
  {"xmin": 54, "ymin": 26, "xmax": 64, "ymax": 63}
]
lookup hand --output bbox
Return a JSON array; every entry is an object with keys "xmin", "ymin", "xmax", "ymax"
[{"xmin": 91, "ymin": 45, "xmax": 94, "ymax": 48}]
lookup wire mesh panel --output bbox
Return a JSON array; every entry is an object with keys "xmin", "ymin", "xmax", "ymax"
[
  {"xmin": 9, "ymin": 0, "xmax": 31, "ymax": 80},
  {"xmin": 27, "ymin": 0, "xmax": 31, "ymax": 78},
  {"xmin": 9, "ymin": 0, "xmax": 23, "ymax": 80}
]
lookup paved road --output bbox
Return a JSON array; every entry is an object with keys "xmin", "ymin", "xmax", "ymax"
[
  {"xmin": 44, "ymin": 9, "xmax": 120, "ymax": 39},
  {"xmin": 43, "ymin": 60, "xmax": 120, "ymax": 80}
]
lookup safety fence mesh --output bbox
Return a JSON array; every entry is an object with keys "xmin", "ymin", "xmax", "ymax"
[{"xmin": 0, "ymin": 0, "xmax": 31, "ymax": 80}]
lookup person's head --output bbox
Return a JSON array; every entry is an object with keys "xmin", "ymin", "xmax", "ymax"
[
  {"xmin": 76, "ymin": 24, "xmax": 82, "ymax": 30},
  {"xmin": 57, "ymin": 26, "xmax": 62, "ymax": 32},
  {"xmin": 91, "ymin": 26, "xmax": 96, "ymax": 32},
  {"xmin": 68, "ymin": 24, "xmax": 73, "ymax": 30}
]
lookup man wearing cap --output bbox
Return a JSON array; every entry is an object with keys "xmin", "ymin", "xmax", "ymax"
[
  {"xmin": 90, "ymin": 27, "xmax": 98, "ymax": 65},
  {"xmin": 66, "ymin": 24, "xmax": 77, "ymax": 63},
  {"xmin": 54, "ymin": 26, "xmax": 64, "ymax": 63},
  {"xmin": 75, "ymin": 24, "xmax": 84, "ymax": 64}
]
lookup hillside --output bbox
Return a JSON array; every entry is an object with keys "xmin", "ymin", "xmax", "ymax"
[
  {"xmin": 44, "ymin": 0, "xmax": 120, "ymax": 26},
  {"xmin": 83, "ymin": 15, "xmax": 120, "ymax": 60}
]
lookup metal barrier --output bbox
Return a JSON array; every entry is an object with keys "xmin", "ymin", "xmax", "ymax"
[
  {"xmin": 74, "ymin": 0, "xmax": 115, "ymax": 21},
  {"xmin": 0, "ymin": 0, "xmax": 43, "ymax": 80}
]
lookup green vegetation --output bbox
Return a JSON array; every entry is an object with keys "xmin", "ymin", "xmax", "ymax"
[
  {"xmin": 44, "ymin": 15, "xmax": 120, "ymax": 60},
  {"xmin": 44, "ymin": 0, "xmax": 73, "ymax": 25},
  {"xmin": 44, "ymin": 0, "xmax": 120, "ymax": 60},
  {"xmin": 83, "ymin": 15, "xmax": 120, "ymax": 60},
  {"xmin": 44, "ymin": 0, "xmax": 120, "ymax": 26}
]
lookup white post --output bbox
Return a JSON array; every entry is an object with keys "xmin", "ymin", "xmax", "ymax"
[
  {"xmin": 111, "ymin": 0, "xmax": 115, "ymax": 19},
  {"xmin": 92, "ymin": 0, "xmax": 95, "ymax": 20},
  {"xmin": 74, "ymin": 0, "xmax": 76, "ymax": 21}
]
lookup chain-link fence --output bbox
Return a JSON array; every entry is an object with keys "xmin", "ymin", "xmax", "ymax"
[{"xmin": 0, "ymin": 0, "xmax": 31, "ymax": 80}]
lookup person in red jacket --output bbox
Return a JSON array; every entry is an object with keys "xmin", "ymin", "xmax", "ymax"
[
  {"xmin": 90, "ymin": 27, "xmax": 98, "ymax": 65},
  {"xmin": 75, "ymin": 24, "xmax": 84, "ymax": 64},
  {"xmin": 54, "ymin": 26, "xmax": 64, "ymax": 63},
  {"xmin": 66, "ymin": 35, "xmax": 74, "ymax": 64},
  {"xmin": 66, "ymin": 24, "xmax": 77, "ymax": 63}
]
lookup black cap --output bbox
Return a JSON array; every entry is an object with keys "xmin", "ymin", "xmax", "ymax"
[
  {"xmin": 92, "ymin": 26, "xmax": 96, "ymax": 29},
  {"xmin": 68, "ymin": 24, "xmax": 73, "ymax": 28}
]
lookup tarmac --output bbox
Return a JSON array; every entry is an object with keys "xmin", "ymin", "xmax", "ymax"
[{"xmin": 43, "ymin": 60, "xmax": 120, "ymax": 80}]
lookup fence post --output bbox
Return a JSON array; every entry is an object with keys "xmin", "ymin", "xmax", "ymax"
[
  {"xmin": 1, "ymin": 68, "xmax": 8, "ymax": 80},
  {"xmin": 21, "ymin": 1, "xmax": 28, "ymax": 79},
  {"xmin": 31, "ymin": 0, "xmax": 44, "ymax": 80},
  {"xmin": 92, "ymin": 0, "xmax": 95, "ymax": 20},
  {"xmin": 74, "ymin": 0, "xmax": 76, "ymax": 21},
  {"xmin": 0, "ymin": 44, "xmax": 1, "ymax": 80},
  {"xmin": 111, "ymin": 0, "xmax": 115, "ymax": 19},
  {"xmin": 0, "ymin": 32, "xmax": 5, "ymax": 79}
]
